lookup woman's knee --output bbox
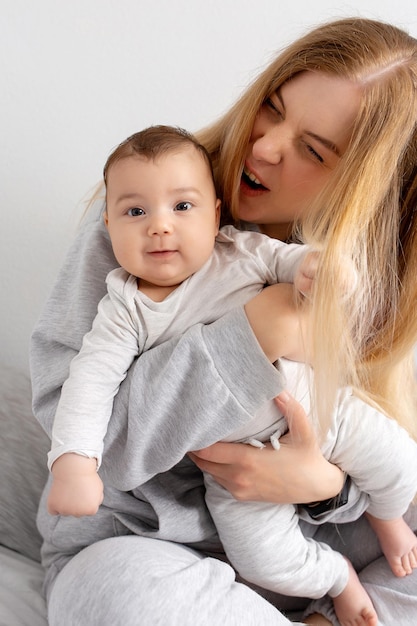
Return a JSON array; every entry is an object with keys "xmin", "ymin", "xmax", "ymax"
[
  {"xmin": 48, "ymin": 535, "xmax": 288, "ymax": 625},
  {"xmin": 48, "ymin": 536, "xmax": 207, "ymax": 625}
]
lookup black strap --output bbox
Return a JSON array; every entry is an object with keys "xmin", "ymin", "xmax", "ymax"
[{"xmin": 301, "ymin": 475, "xmax": 351, "ymax": 519}]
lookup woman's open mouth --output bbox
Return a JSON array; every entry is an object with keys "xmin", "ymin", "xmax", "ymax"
[{"xmin": 242, "ymin": 166, "xmax": 267, "ymax": 191}]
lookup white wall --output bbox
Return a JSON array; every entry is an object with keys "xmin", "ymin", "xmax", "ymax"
[{"xmin": 2, "ymin": 0, "xmax": 417, "ymax": 375}]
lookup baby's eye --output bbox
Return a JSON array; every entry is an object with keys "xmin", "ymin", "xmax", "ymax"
[
  {"xmin": 127, "ymin": 207, "xmax": 145, "ymax": 217},
  {"xmin": 174, "ymin": 202, "xmax": 192, "ymax": 211}
]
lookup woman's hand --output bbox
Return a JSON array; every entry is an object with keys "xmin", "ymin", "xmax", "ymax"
[{"xmin": 190, "ymin": 391, "xmax": 344, "ymax": 504}]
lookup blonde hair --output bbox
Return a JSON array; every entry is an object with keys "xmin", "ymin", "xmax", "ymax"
[{"xmin": 197, "ymin": 18, "xmax": 417, "ymax": 437}]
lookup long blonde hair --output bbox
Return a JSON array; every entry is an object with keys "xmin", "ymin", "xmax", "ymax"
[{"xmin": 198, "ymin": 18, "xmax": 417, "ymax": 438}]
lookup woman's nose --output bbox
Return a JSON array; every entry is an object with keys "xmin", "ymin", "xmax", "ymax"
[{"xmin": 251, "ymin": 125, "xmax": 286, "ymax": 165}]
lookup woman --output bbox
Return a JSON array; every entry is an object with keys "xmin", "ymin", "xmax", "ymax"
[{"xmin": 31, "ymin": 17, "xmax": 417, "ymax": 626}]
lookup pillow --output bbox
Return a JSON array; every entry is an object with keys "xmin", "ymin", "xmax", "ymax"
[{"xmin": 0, "ymin": 365, "xmax": 50, "ymax": 562}]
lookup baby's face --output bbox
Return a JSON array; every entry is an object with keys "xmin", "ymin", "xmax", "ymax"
[{"xmin": 104, "ymin": 147, "xmax": 220, "ymax": 296}]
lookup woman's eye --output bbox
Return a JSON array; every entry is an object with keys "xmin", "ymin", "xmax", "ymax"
[
  {"xmin": 174, "ymin": 202, "xmax": 192, "ymax": 211},
  {"xmin": 127, "ymin": 207, "xmax": 145, "ymax": 217},
  {"xmin": 305, "ymin": 144, "xmax": 324, "ymax": 163},
  {"xmin": 264, "ymin": 97, "xmax": 283, "ymax": 118}
]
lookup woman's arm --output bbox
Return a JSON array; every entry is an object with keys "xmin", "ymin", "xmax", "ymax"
[{"xmin": 244, "ymin": 283, "xmax": 312, "ymax": 363}]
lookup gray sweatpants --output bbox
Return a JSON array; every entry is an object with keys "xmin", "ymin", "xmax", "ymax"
[{"xmin": 47, "ymin": 506, "xmax": 417, "ymax": 626}]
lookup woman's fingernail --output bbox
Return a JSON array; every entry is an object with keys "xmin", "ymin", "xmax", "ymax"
[{"xmin": 277, "ymin": 390, "xmax": 290, "ymax": 403}]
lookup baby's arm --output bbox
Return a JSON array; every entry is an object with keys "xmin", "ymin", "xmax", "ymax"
[{"xmin": 47, "ymin": 274, "xmax": 140, "ymax": 516}]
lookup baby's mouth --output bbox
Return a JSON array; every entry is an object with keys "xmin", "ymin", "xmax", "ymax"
[{"xmin": 242, "ymin": 166, "xmax": 267, "ymax": 190}]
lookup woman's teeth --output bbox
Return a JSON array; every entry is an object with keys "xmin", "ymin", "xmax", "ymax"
[
  {"xmin": 243, "ymin": 167, "xmax": 266, "ymax": 190},
  {"xmin": 244, "ymin": 167, "xmax": 262, "ymax": 185}
]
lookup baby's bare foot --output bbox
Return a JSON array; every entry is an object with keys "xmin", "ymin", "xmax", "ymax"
[
  {"xmin": 366, "ymin": 514, "xmax": 417, "ymax": 577},
  {"xmin": 333, "ymin": 559, "xmax": 378, "ymax": 626}
]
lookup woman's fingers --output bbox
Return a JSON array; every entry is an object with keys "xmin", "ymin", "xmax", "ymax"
[
  {"xmin": 191, "ymin": 441, "xmax": 242, "ymax": 466},
  {"xmin": 190, "ymin": 443, "xmax": 252, "ymax": 488},
  {"xmin": 274, "ymin": 390, "xmax": 315, "ymax": 446},
  {"xmin": 190, "ymin": 443, "xmax": 265, "ymax": 499}
]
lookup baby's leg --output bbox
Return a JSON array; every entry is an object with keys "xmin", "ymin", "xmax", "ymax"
[
  {"xmin": 332, "ymin": 559, "xmax": 378, "ymax": 626},
  {"xmin": 366, "ymin": 513, "xmax": 417, "ymax": 577}
]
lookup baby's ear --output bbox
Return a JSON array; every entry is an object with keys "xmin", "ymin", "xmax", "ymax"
[
  {"xmin": 215, "ymin": 199, "xmax": 221, "ymax": 231},
  {"xmin": 103, "ymin": 211, "xmax": 109, "ymax": 228}
]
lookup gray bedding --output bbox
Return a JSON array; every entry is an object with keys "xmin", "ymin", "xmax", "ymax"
[
  {"xmin": 0, "ymin": 546, "xmax": 47, "ymax": 625},
  {"xmin": 0, "ymin": 366, "xmax": 49, "ymax": 625}
]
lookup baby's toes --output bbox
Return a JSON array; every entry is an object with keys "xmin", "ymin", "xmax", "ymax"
[
  {"xmin": 391, "ymin": 557, "xmax": 408, "ymax": 577},
  {"xmin": 400, "ymin": 551, "xmax": 417, "ymax": 576},
  {"xmin": 410, "ymin": 545, "xmax": 417, "ymax": 569}
]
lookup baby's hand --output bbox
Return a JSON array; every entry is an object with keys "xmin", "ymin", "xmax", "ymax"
[
  {"xmin": 294, "ymin": 251, "xmax": 319, "ymax": 298},
  {"xmin": 47, "ymin": 453, "xmax": 104, "ymax": 517},
  {"xmin": 295, "ymin": 250, "xmax": 358, "ymax": 300}
]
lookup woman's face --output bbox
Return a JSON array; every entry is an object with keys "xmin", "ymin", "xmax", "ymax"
[{"xmin": 238, "ymin": 71, "xmax": 361, "ymax": 239}]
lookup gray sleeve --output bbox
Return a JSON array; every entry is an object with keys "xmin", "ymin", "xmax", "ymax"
[{"xmin": 30, "ymin": 205, "xmax": 285, "ymax": 491}]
